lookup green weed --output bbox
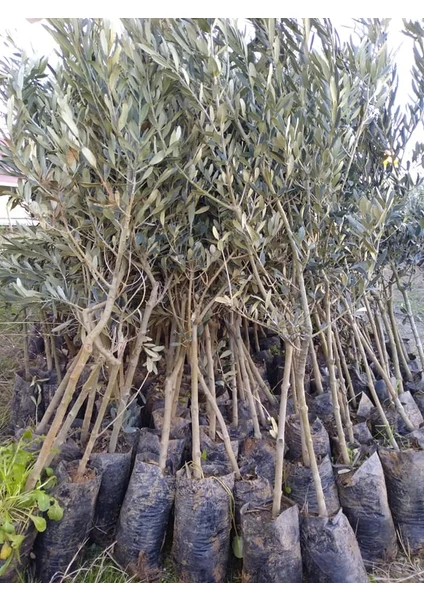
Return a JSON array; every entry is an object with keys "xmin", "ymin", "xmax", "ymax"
[{"xmin": 0, "ymin": 432, "xmax": 63, "ymax": 577}]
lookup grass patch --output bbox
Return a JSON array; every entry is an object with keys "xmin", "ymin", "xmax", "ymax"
[
  {"xmin": 370, "ymin": 536, "xmax": 424, "ymax": 583},
  {"xmin": 0, "ymin": 304, "xmax": 24, "ymax": 444},
  {"xmin": 22, "ymin": 542, "xmax": 137, "ymax": 583}
]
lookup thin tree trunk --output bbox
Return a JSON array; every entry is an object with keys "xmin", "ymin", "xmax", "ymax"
[
  {"xmin": 333, "ymin": 325, "xmax": 356, "ymax": 409},
  {"xmin": 159, "ymin": 353, "xmax": 185, "ymax": 471},
  {"xmin": 375, "ymin": 296, "xmax": 404, "ymax": 393},
  {"xmin": 54, "ymin": 363, "xmax": 101, "ymax": 450},
  {"xmin": 171, "ymin": 346, "xmax": 185, "ymax": 419},
  {"xmin": 81, "ymin": 363, "xmax": 101, "ymax": 445},
  {"xmin": 229, "ymin": 318, "xmax": 238, "ymax": 427},
  {"xmin": 26, "ymin": 347, "xmax": 91, "ymax": 490},
  {"xmin": 291, "ymin": 360, "xmax": 309, "ymax": 466},
  {"xmin": 190, "ymin": 315, "xmax": 202, "ymax": 477},
  {"xmin": 344, "ymin": 304, "xmax": 400, "ymax": 449},
  {"xmin": 41, "ymin": 311, "xmax": 53, "ymax": 372},
  {"xmin": 253, "ymin": 322, "xmax": 260, "ymax": 353},
  {"xmin": 244, "ymin": 356, "xmax": 268, "ymax": 428},
  {"xmin": 314, "ymin": 311, "xmax": 328, "ymax": 358},
  {"xmin": 364, "ymin": 295, "xmax": 388, "ymax": 374},
  {"xmin": 294, "ymin": 347, "xmax": 327, "ymax": 516},
  {"xmin": 204, "ymin": 323, "xmax": 217, "ymax": 440},
  {"xmin": 198, "ymin": 371, "xmax": 240, "ymax": 478},
  {"xmin": 244, "ymin": 345, "xmax": 276, "ymax": 405},
  {"xmin": 309, "ymin": 339, "xmax": 323, "ymax": 394},
  {"xmin": 166, "ymin": 319, "xmax": 177, "ymax": 377},
  {"xmin": 235, "ymin": 325, "xmax": 261, "ymax": 439},
  {"xmin": 243, "ymin": 317, "xmax": 250, "ymax": 352},
  {"xmin": 332, "ymin": 329, "xmax": 355, "ymax": 445},
  {"xmin": 277, "ymin": 200, "xmax": 327, "ymax": 516},
  {"xmin": 23, "ymin": 309, "xmax": 30, "ymax": 381},
  {"xmin": 109, "ymin": 282, "xmax": 159, "ymax": 452},
  {"xmin": 325, "ymin": 288, "xmax": 350, "ymax": 465},
  {"xmin": 50, "ymin": 328, "xmax": 62, "ymax": 384},
  {"xmin": 386, "ymin": 290, "xmax": 412, "ymax": 380},
  {"xmin": 272, "ymin": 342, "xmax": 293, "ymax": 519},
  {"xmin": 357, "ymin": 327, "xmax": 415, "ymax": 432},
  {"xmin": 374, "ymin": 306, "xmax": 391, "ymax": 374},
  {"xmin": 78, "ymin": 362, "xmax": 121, "ymax": 476}
]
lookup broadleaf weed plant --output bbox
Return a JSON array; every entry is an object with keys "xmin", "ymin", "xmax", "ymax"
[{"xmin": 0, "ymin": 430, "xmax": 63, "ymax": 576}]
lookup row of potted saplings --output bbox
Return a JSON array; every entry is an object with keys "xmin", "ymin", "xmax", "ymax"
[{"xmin": 11, "ymin": 381, "xmax": 424, "ymax": 584}]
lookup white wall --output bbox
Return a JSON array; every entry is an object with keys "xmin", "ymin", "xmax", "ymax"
[{"xmin": 0, "ymin": 195, "xmax": 36, "ymax": 227}]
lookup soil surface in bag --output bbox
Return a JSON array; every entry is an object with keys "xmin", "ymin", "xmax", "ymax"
[
  {"xmin": 300, "ymin": 509, "xmax": 369, "ymax": 582},
  {"xmin": 241, "ymin": 499, "xmax": 302, "ymax": 583},
  {"xmin": 336, "ymin": 451, "xmax": 398, "ymax": 563},
  {"xmin": 172, "ymin": 466, "xmax": 235, "ymax": 582},
  {"xmin": 33, "ymin": 461, "xmax": 101, "ymax": 582}
]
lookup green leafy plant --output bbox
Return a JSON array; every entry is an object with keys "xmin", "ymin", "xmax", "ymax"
[{"xmin": 0, "ymin": 431, "xmax": 63, "ymax": 576}]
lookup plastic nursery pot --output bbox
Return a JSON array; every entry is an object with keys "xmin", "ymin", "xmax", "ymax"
[
  {"xmin": 336, "ymin": 451, "xmax": 398, "ymax": 563},
  {"xmin": 151, "ymin": 409, "xmax": 191, "ymax": 441},
  {"xmin": 413, "ymin": 390, "xmax": 424, "ymax": 417},
  {"xmin": 114, "ymin": 453, "xmax": 176, "ymax": 580},
  {"xmin": 371, "ymin": 391, "xmax": 422, "ymax": 438},
  {"xmin": 285, "ymin": 454, "xmax": 340, "ymax": 515},
  {"xmin": 241, "ymin": 499, "xmax": 302, "ymax": 583},
  {"xmin": 356, "ymin": 392, "xmax": 374, "ymax": 421},
  {"xmin": 285, "ymin": 414, "xmax": 331, "ymax": 461},
  {"xmin": 90, "ymin": 449, "xmax": 132, "ymax": 546},
  {"xmin": 10, "ymin": 371, "xmax": 43, "ymax": 433},
  {"xmin": 352, "ymin": 422, "xmax": 373, "ymax": 445},
  {"xmin": 200, "ymin": 428, "xmax": 239, "ymax": 470},
  {"xmin": 307, "ymin": 391, "xmax": 334, "ymax": 424},
  {"xmin": 300, "ymin": 509, "xmax": 368, "ymax": 583},
  {"xmin": 379, "ymin": 447, "xmax": 424, "ymax": 554},
  {"xmin": 172, "ymin": 466, "xmax": 235, "ymax": 583},
  {"xmin": 234, "ymin": 470, "xmax": 272, "ymax": 532},
  {"xmin": 33, "ymin": 460, "xmax": 101, "ymax": 583},
  {"xmin": 137, "ymin": 427, "xmax": 186, "ymax": 473},
  {"xmin": 239, "ymin": 437, "xmax": 276, "ymax": 485}
]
